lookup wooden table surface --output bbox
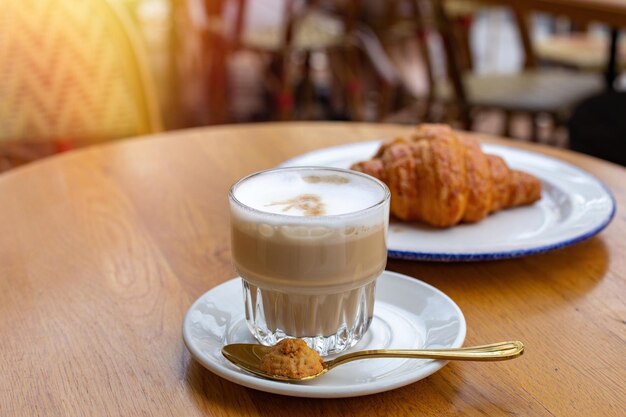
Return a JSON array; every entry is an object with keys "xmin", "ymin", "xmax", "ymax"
[{"xmin": 1, "ymin": 123, "xmax": 624, "ymax": 416}]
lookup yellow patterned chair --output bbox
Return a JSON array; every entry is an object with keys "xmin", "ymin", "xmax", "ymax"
[{"xmin": 0, "ymin": 0, "xmax": 162, "ymax": 172}]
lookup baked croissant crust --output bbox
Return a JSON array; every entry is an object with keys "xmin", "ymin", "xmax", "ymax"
[{"xmin": 351, "ymin": 124, "xmax": 542, "ymax": 227}]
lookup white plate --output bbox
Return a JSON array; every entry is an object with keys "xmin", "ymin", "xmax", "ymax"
[
  {"xmin": 183, "ymin": 271, "xmax": 466, "ymax": 398},
  {"xmin": 281, "ymin": 141, "xmax": 616, "ymax": 261}
]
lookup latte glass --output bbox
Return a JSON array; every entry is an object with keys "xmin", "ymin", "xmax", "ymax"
[{"xmin": 229, "ymin": 167, "xmax": 390, "ymax": 356}]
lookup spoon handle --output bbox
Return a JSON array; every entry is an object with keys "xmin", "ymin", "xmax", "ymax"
[{"xmin": 329, "ymin": 341, "xmax": 524, "ymax": 368}]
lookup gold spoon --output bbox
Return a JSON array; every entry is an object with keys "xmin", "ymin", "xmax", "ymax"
[{"xmin": 222, "ymin": 340, "xmax": 524, "ymax": 382}]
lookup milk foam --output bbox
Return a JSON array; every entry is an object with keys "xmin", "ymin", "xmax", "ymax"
[{"xmin": 232, "ymin": 169, "xmax": 386, "ymax": 217}]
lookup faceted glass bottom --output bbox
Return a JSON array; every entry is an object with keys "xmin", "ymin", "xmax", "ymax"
[{"xmin": 242, "ymin": 279, "xmax": 376, "ymax": 356}]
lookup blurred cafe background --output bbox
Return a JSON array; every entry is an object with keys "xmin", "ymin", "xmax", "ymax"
[{"xmin": 1, "ymin": 0, "xmax": 625, "ymax": 173}]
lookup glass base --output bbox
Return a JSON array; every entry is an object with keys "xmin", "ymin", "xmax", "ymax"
[{"xmin": 242, "ymin": 279, "xmax": 376, "ymax": 356}]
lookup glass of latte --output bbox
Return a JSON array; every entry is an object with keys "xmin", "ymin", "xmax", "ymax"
[{"xmin": 229, "ymin": 167, "xmax": 390, "ymax": 356}]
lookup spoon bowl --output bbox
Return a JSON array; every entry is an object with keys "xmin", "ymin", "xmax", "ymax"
[{"xmin": 222, "ymin": 341, "xmax": 524, "ymax": 382}]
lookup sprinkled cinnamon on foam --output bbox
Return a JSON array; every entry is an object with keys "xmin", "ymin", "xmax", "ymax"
[
  {"xmin": 266, "ymin": 194, "xmax": 325, "ymax": 216},
  {"xmin": 233, "ymin": 169, "xmax": 384, "ymax": 217},
  {"xmin": 303, "ymin": 175, "xmax": 350, "ymax": 185}
]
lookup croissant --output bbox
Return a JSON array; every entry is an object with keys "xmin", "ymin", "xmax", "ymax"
[{"xmin": 351, "ymin": 124, "xmax": 542, "ymax": 227}]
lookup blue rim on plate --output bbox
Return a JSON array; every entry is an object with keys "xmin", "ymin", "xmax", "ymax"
[
  {"xmin": 280, "ymin": 141, "xmax": 617, "ymax": 262},
  {"xmin": 386, "ymin": 205, "xmax": 615, "ymax": 261}
]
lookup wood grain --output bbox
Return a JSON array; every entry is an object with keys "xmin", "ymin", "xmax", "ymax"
[{"xmin": 0, "ymin": 122, "xmax": 624, "ymax": 416}]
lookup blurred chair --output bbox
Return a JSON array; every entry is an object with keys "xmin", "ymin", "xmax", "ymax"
[
  {"xmin": 0, "ymin": 0, "xmax": 162, "ymax": 172},
  {"xmin": 442, "ymin": 0, "xmax": 489, "ymax": 71},
  {"xmin": 204, "ymin": 0, "xmax": 363, "ymax": 121},
  {"xmin": 569, "ymin": 92, "xmax": 626, "ymax": 166},
  {"xmin": 411, "ymin": 0, "xmax": 603, "ymax": 141}
]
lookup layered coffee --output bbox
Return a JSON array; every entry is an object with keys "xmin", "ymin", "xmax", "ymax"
[{"xmin": 229, "ymin": 167, "xmax": 390, "ymax": 355}]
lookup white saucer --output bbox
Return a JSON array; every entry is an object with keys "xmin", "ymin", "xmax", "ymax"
[
  {"xmin": 281, "ymin": 141, "xmax": 616, "ymax": 261},
  {"xmin": 183, "ymin": 271, "xmax": 466, "ymax": 398}
]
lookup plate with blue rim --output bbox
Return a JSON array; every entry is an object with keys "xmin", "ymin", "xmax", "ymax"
[{"xmin": 280, "ymin": 141, "xmax": 616, "ymax": 262}]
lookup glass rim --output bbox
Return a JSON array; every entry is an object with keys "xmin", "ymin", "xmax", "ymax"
[{"xmin": 229, "ymin": 166, "xmax": 390, "ymax": 221}]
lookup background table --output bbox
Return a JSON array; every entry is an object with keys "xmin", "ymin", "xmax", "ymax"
[
  {"xmin": 480, "ymin": 0, "xmax": 626, "ymax": 87},
  {"xmin": 1, "ymin": 123, "xmax": 624, "ymax": 416}
]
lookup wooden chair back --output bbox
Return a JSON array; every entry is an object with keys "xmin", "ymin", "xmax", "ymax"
[{"xmin": 412, "ymin": 0, "xmax": 471, "ymax": 126}]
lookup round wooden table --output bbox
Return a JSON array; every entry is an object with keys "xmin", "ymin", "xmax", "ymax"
[{"xmin": 1, "ymin": 123, "xmax": 624, "ymax": 416}]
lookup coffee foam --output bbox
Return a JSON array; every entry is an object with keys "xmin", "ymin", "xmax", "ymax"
[
  {"xmin": 232, "ymin": 169, "xmax": 386, "ymax": 218},
  {"xmin": 234, "ymin": 221, "xmax": 384, "ymax": 246}
]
